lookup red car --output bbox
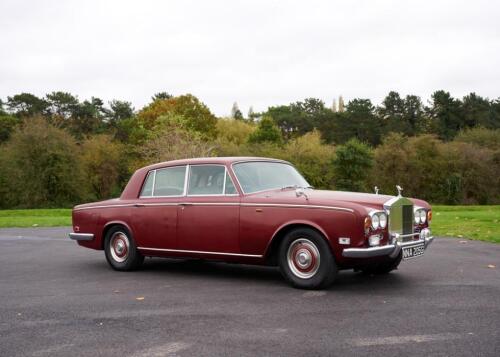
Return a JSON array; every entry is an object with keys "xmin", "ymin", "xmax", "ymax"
[{"xmin": 70, "ymin": 157, "xmax": 434, "ymax": 289}]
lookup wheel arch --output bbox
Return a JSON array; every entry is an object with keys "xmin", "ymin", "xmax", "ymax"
[
  {"xmin": 101, "ymin": 221, "xmax": 134, "ymax": 250},
  {"xmin": 264, "ymin": 221, "xmax": 333, "ymax": 265}
]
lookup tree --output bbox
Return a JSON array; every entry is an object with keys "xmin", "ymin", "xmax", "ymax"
[
  {"xmin": 248, "ymin": 116, "xmax": 283, "ymax": 144},
  {"xmin": 151, "ymin": 92, "xmax": 173, "ymax": 102},
  {"xmin": 332, "ymin": 138, "xmax": 373, "ymax": 192},
  {"xmin": 427, "ymin": 90, "xmax": 464, "ymax": 140},
  {"xmin": 248, "ymin": 106, "xmax": 255, "ymax": 121},
  {"xmin": 7, "ymin": 93, "xmax": 49, "ymax": 117},
  {"xmin": 137, "ymin": 94, "xmax": 218, "ymax": 139},
  {"xmin": 80, "ymin": 135, "xmax": 127, "ymax": 199},
  {"xmin": 45, "ymin": 91, "xmax": 79, "ymax": 119},
  {"xmin": 69, "ymin": 97, "xmax": 106, "ymax": 137},
  {"xmin": 0, "ymin": 114, "xmax": 19, "ymax": 144},
  {"xmin": 138, "ymin": 124, "xmax": 215, "ymax": 165},
  {"xmin": 461, "ymin": 93, "xmax": 494, "ymax": 128},
  {"xmin": 107, "ymin": 100, "xmax": 134, "ymax": 124},
  {"xmin": 231, "ymin": 102, "xmax": 243, "ymax": 120},
  {"xmin": 0, "ymin": 117, "xmax": 89, "ymax": 208},
  {"xmin": 338, "ymin": 96, "xmax": 345, "ymax": 112},
  {"xmin": 341, "ymin": 99, "xmax": 382, "ymax": 145}
]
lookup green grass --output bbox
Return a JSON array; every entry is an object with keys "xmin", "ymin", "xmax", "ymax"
[
  {"xmin": 0, "ymin": 209, "xmax": 72, "ymax": 228},
  {"xmin": 431, "ymin": 205, "xmax": 500, "ymax": 243},
  {"xmin": 0, "ymin": 206, "xmax": 498, "ymax": 244}
]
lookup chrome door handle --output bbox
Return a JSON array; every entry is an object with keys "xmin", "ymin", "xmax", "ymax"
[
  {"xmin": 134, "ymin": 203, "xmax": 145, "ymax": 207},
  {"xmin": 179, "ymin": 202, "xmax": 193, "ymax": 206}
]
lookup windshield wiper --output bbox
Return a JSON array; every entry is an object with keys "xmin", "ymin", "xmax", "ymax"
[{"xmin": 281, "ymin": 185, "xmax": 314, "ymax": 190}]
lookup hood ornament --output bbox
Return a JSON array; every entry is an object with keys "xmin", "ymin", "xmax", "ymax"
[
  {"xmin": 374, "ymin": 186, "xmax": 379, "ymax": 195},
  {"xmin": 396, "ymin": 185, "xmax": 403, "ymax": 197}
]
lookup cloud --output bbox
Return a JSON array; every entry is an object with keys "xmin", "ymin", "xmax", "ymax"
[{"xmin": 1, "ymin": 0, "xmax": 499, "ymax": 116}]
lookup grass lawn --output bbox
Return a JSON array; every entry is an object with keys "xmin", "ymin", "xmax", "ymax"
[
  {"xmin": 0, "ymin": 209, "xmax": 72, "ymax": 228},
  {"xmin": 0, "ymin": 206, "xmax": 498, "ymax": 243},
  {"xmin": 431, "ymin": 205, "xmax": 499, "ymax": 244}
]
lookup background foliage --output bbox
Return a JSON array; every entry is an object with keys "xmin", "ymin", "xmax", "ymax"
[{"xmin": 0, "ymin": 90, "xmax": 499, "ymax": 208}]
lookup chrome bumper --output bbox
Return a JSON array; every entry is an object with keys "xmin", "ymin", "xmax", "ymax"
[
  {"xmin": 342, "ymin": 235, "xmax": 434, "ymax": 259},
  {"xmin": 69, "ymin": 233, "xmax": 94, "ymax": 241}
]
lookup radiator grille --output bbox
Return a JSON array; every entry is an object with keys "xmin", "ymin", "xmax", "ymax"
[{"xmin": 388, "ymin": 197, "xmax": 414, "ymax": 242}]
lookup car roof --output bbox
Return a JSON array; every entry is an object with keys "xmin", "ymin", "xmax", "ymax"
[{"xmin": 143, "ymin": 157, "xmax": 290, "ymax": 170}]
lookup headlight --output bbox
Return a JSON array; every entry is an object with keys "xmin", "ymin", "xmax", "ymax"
[
  {"xmin": 371, "ymin": 214, "xmax": 380, "ymax": 229},
  {"xmin": 419, "ymin": 209, "xmax": 427, "ymax": 224},
  {"xmin": 379, "ymin": 213, "xmax": 387, "ymax": 228},
  {"xmin": 414, "ymin": 209, "xmax": 427, "ymax": 224}
]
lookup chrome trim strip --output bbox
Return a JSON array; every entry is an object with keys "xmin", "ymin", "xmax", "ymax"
[
  {"xmin": 240, "ymin": 203, "xmax": 354, "ymax": 213},
  {"xmin": 137, "ymin": 247, "xmax": 263, "ymax": 258},
  {"xmin": 74, "ymin": 202, "xmax": 353, "ymax": 212},
  {"xmin": 69, "ymin": 233, "xmax": 94, "ymax": 241}
]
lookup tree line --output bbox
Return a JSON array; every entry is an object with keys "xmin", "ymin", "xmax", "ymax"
[{"xmin": 0, "ymin": 90, "xmax": 498, "ymax": 208}]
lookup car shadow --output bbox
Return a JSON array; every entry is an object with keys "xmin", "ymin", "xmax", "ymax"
[{"xmin": 135, "ymin": 258, "xmax": 410, "ymax": 292}]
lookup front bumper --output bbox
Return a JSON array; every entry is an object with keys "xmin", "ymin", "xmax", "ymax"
[
  {"xmin": 69, "ymin": 233, "xmax": 94, "ymax": 241},
  {"xmin": 342, "ymin": 232, "xmax": 434, "ymax": 259}
]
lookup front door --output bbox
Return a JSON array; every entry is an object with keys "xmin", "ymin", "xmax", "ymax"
[{"xmin": 176, "ymin": 165, "xmax": 241, "ymax": 254}]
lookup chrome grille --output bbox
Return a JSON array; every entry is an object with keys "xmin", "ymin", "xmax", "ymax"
[{"xmin": 387, "ymin": 196, "xmax": 414, "ymax": 242}]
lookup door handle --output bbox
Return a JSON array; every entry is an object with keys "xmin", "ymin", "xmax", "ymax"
[
  {"xmin": 134, "ymin": 203, "xmax": 145, "ymax": 207},
  {"xmin": 179, "ymin": 202, "xmax": 193, "ymax": 206}
]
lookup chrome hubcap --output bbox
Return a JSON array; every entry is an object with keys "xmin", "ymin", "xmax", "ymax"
[
  {"xmin": 110, "ymin": 232, "xmax": 129, "ymax": 263},
  {"xmin": 287, "ymin": 238, "xmax": 320, "ymax": 279}
]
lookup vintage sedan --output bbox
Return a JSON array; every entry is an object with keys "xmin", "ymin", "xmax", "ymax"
[{"xmin": 70, "ymin": 157, "xmax": 434, "ymax": 289}]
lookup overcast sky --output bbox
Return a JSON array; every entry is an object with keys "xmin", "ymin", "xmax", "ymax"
[{"xmin": 1, "ymin": 0, "xmax": 499, "ymax": 116}]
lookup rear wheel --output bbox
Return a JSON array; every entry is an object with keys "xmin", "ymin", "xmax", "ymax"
[
  {"xmin": 279, "ymin": 228, "xmax": 337, "ymax": 289},
  {"xmin": 104, "ymin": 226, "xmax": 144, "ymax": 271}
]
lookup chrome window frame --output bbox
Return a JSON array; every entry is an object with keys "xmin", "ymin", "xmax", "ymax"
[
  {"xmin": 230, "ymin": 160, "xmax": 310, "ymax": 196},
  {"xmin": 186, "ymin": 164, "xmax": 239, "ymax": 197},
  {"xmin": 139, "ymin": 165, "xmax": 188, "ymax": 198}
]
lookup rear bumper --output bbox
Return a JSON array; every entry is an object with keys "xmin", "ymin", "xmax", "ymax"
[
  {"xmin": 342, "ymin": 232, "xmax": 434, "ymax": 259},
  {"xmin": 69, "ymin": 233, "xmax": 94, "ymax": 241}
]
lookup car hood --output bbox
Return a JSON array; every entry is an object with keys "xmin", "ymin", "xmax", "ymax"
[{"xmin": 246, "ymin": 189, "xmax": 429, "ymax": 212}]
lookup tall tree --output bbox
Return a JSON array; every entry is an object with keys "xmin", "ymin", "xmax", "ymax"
[
  {"xmin": 427, "ymin": 90, "xmax": 464, "ymax": 140},
  {"xmin": 338, "ymin": 96, "xmax": 345, "ymax": 112},
  {"xmin": 7, "ymin": 93, "xmax": 49, "ymax": 117},
  {"xmin": 107, "ymin": 100, "xmax": 134, "ymax": 124},
  {"xmin": 70, "ymin": 97, "xmax": 106, "ymax": 137},
  {"xmin": 332, "ymin": 138, "xmax": 373, "ymax": 192},
  {"xmin": 461, "ymin": 93, "xmax": 494, "ymax": 128},
  {"xmin": 231, "ymin": 102, "xmax": 243, "ymax": 120},
  {"xmin": 45, "ymin": 91, "xmax": 79, "ymax": 119},
  {"xmin": 151, "ymin": 92, "xmax": 173, "ymax": 102}
]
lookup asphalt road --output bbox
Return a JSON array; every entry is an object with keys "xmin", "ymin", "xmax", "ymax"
[{"xmin": 0, "ymin": 228, "xmax": 499, "ymax": 357}]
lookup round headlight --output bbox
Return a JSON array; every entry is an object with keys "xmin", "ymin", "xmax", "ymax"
[
  {"xmin": 414, "ymin": 211, "xmax": 420, "ymax": 224},
  {"xmin": 420, "ymin": 210, "xmax": 427, "ymax": 224},
  {"xmin": 371, "ymin": 214, "xmax": 380, "ymax": 229},
  {"xmin": 379, "ymin": 213, "xmax": 387, "ymax": 228}
]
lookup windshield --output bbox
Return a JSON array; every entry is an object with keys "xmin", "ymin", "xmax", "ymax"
[{"xmin": 233, "ymin": 161, "xmax": 310, "ymax": 194}]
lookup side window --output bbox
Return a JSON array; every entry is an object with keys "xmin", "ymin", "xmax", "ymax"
[
  {"xmin": 140, "ymin": 171, "xmax": 155, "ymax": 197},
  {"xmin": 225, "ymin": 173, "xmax": 237, "ymax": 194},
  {"xmin": 153, "ymin": 166, "xmax": 187, "ymax": 196},
  {"xmin": 188, "ymin": 165, "xmax": 225, "ymax": 195}
]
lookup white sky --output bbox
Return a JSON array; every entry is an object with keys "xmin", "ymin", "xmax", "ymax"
[{"xmin": 1, "ymin": 0, "xmax": 499, "ymax": 116}]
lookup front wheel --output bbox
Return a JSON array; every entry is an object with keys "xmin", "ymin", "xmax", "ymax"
[
  {"xmin": 279, "ymin": 228, "xmax": 337, "ymax": 289},
  {"xmin": 104, "ymin": 226, "xmax": 144, "ymax": 271}
]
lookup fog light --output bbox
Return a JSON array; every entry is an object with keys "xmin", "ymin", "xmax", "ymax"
[
  {"xmin": 368, "ymin": 234, "xmax": 381, "ymax": 246},
  {"xmin": 419, "ymin": 228, "xmax": 431, "ymax": 240}
]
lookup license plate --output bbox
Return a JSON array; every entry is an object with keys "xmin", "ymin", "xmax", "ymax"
[{"xmin": 402, "ymin": 242, "xmax": 425, "ymax": 260}]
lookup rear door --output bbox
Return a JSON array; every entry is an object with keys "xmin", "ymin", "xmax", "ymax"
[{"xmin": 132, "ymin": 165, "xmax": 187, "ymax": 249}]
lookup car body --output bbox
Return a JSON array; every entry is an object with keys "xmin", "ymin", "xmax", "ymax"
[{"xmin": 70, "ymin": 157, "xmax": 434, "ymax": 289}]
